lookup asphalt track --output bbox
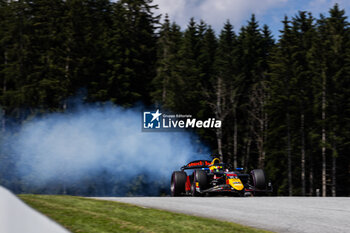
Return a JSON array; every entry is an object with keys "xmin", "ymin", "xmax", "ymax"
[{"xmin": 95, "ymin": 196, "xmax": 350, "ymax": 233}]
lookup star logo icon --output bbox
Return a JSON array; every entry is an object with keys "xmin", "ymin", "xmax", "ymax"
[{"xmin": 150, "ymin": 109, "xmax": 162, "ymax": 122}]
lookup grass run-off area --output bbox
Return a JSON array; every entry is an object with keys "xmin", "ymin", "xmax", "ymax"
[{"xmin": 19, "ymin": 195, "xmax": 272, "ymax": 233}]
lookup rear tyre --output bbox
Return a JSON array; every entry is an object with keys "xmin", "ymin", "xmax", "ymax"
[
  {"xmin": 171, "ymin": 171, "xmax": 187, "ymax": 196},
  {"xmin": 250, "ymin": 169, "xmax": 266, "ymax": 190}
]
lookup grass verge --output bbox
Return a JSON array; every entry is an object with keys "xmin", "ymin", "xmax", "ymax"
[{"xmin": 19, "ymin": 195, "xmax": 272, "ymax": 233}]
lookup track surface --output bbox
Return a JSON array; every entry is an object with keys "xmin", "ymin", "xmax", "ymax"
[{"xmin": 95, "ymin": 197, "xmax": 350, "ymax": 233}]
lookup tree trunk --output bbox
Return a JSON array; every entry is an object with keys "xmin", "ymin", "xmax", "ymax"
[
  {"xmin": 1, "ymin": 109, "xmax": 5, "ymax": 133},
  {"xmin": 332, "ymin": 140, "xmax": 336, "ymax": 197},
  {"xmin": 207, "ymin": 74, "xmax": 231, "ymax": 162},
  {"xmin": 309, "ymin": 144, "xmax": 313, "ymax": 196},
  {"xmin": 162, "ymin": 45, "xmax": 169, "ymax": 103},
  {"xmin": 250, "ymin": 83, "xmax": 266, "ymax": 169},
  {"xmin": 217, "ymin": 128, "xmax": 223, "ymax": 161},
  {"xmin": 233, "ymin": 112, "xmax": 238, "ymax": 169},
  {"xmin": 257, "ymin": 104, "xmax": 265, "ymax": 168},
  {"xmin": 332, "ymin": 153, "xmax": 336, "ymax": 197},
  {"xmin": 301, "ymin": 113, "xmax": 305, "ymax": 196},
  {"xmin": 62, "ymin": 101, "xmax": 67, "ymax": 111},
  {"xmin": 287, "ymin": 111, "xmax": 292, "ymax": 196},
  {"xmin": 244, "ymin": 136, "xmax": 252, "ymax": 172},
  {"xmin": 260, "ymin": 85, "xmax": 266, "ymax": 169},
  {"xmin": 2, "ymin": 51, "xmax": 7, "ymax": 132},
  {"xmin": 309, "ymin": 158, "xmax": 314, "ymax": 196},
  {"xmin": 263, "ymin": 111, "xmax": 268, "ymax": 167},
  {"xmin": 258, "ymin": 115, "xmax": 265, "ymax": 169},
  {"xmin": 64, "ymin": 44, "xmax": 70, "ymax": 111},
  {"xmin": 216, "ymin": 77, "xmax": 223, "ymax": 160},
  {"xmin": 162, "ymin": 76, "xmax": 168, "ymax": 103},
  {"xmin": 322, "ymin": 70, "xmax": 327, "ymax": 197}
]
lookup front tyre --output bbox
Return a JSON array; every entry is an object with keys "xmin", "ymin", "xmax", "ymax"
[
  {"xmin": 171, "ymin": 171, "xmax": 187, "ymax": 196},
  {"xmin": 191, "ymin": 170, "xmax": 207, "ymax": 196},
  {"xmin": 194, "ymin": 170, "xmax": 208, "ymax": 190},
  {"xmin": 250, "ymin": 169, "xmax": 266, "ymax": 190}
]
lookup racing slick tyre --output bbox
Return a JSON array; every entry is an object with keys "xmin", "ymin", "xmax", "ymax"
[
  {"xmin": 194, "ymin": 170, "xmax": 208, "ymax": 190},
  {"xmin": 171, "ymin": 171, "xmax": 187, "ymax": 196},
  {"xmin": 191, "ymin": 170, "xmax": 207, "ymax": 196},
  {"xmin": 251, "ymin": 169, "xmax": 266, "ymax": 190}
]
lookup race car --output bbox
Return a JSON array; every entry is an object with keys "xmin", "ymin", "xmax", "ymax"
[{"xmin": 170, "ymin": 158, "xmax": 272, "ymax": 196}]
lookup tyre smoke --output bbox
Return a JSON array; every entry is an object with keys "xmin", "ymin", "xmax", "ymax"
[{"xmin": 4, "ymin": 103, "xmax": 209, "ymax": 196}]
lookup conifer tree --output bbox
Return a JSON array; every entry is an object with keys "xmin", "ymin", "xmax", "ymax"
[
  {"xmin": 325, "ymin": 4, "xmax": 349, "ymax": 197},
  {"xmin": 65, "ymin": 0, "xmax": 112, "ymax": 104},
  {"xmin": 290, "ymin": 11, "xmax": 316, "ymax": 196},
  {"xmin": 209, "ymin": 21, "xmax": 235, "ymax": 162},
  {"xmin": 309, "ymin": 4, "xmax": 349, "ymax": 196},
  {"xmin": 105, "ymin": 0, "xmax": 159, "ymax": 106},
  {"xmin": 267, "ymin": 16, "xmax": 295, "ymax": 196},
  {"xmin": 0, "ymin": 0, "xmax": 32, "ymax": 117},
  {"xmin": 237, "ymin": 15, "xmax": 271, "ymax": 170},
  {"xmin": 26, "ymin": 0, "xmax": 69, "ymax": 110},
  {"xmin": 0, "ymin": 0, "xmax": 8, "ymax": 130},
  {"xmin": 152, "ymin": 15, "xmax": 182, "ymax": 109},
  {"xmin": 172, "ymin": 18, "xmax": 201, "ymax": 114}
]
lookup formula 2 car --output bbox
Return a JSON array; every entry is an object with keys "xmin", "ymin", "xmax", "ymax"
[{"xmin": 171, "ymin": 158, "xmax": 272, "ymax": 196}]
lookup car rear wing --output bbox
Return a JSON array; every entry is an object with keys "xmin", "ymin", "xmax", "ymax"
[{"xmin": 181, "ymin": 160, "xmax": 212, "ymax": 170}]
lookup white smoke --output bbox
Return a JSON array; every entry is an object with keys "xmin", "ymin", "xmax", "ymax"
[{"xmin": 7, "ymin": 103, "xmax": 209, "ymax": 196}]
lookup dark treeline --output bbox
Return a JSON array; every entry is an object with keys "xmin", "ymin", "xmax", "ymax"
[{"xmin": 0, "ymin": 0, "xmax": 349, "ymax": 196}]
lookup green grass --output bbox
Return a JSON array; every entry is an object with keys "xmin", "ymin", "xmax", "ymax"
[{"xmin": 18, "ymin": 195, "xmax": 272, "ymax": 233}]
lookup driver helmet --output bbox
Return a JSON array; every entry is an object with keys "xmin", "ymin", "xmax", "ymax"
[{"xmin": 209, "ymin": 158, "xmax": 223, "ymax": 172}]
